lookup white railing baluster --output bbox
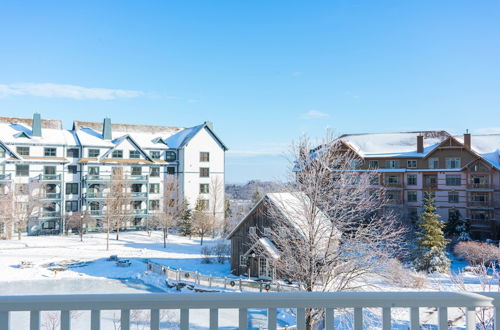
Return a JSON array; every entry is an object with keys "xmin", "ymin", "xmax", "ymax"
[
  {"xmin": 60, "ymin": 310, "xmax": 71, "ymax": 330},
  {"xmin": 438, "ymin": 307, "xmax": 448, "ymax": 329},
  {"xmin": 296, "ymin": 308, "xmax": 306, "ymax": 330},
  {"xmin": 121, "ymin": 309, "xmax": 130, "ymax": 330},
  {"xmin": 30, "ymin": 310, "xmax": 40, "ymax": 330},
  {"xmin": 239, "ymin": 308, "xmax": 248, "ymax": 330},
  {"xmin": 495, "ymin": 306, "xmax": 499, "ymax": 330},
  {"xmin": 209, "ymin": 308, "xmax": 218, "ymax": 330},
  {"xmin": 382, "ymin": 307, "xmax": 391, "ymax": 330},
  {"xmin": 354, "ymin": 307, "xmax": 363, "ymax": 330},
  {"xmin": 0, "ymin": 311, "xmax": 9, "ymax": 330},
  {"xmin": 267, "ymin": 307, "xmax": 277, "ymax": 330},
  {"xmin": 150, "ymin": 309, "xmax": 160, "ymax": 330},
  {"xmin": 325, "ymin": 308, "xmax": 334, "ymax": 330},
  {"xmin": 465, "ymin": 307, "xmax": 476, "ymax": 330},
  {"xmin": 410, "ymin": 307, "xmax": 419, "ymax": 330},
  {"xmin": 180, "ymin": 308, "xmax": 189, "ymax": 330},
  {"xmin": 90, "ymin": 309, "xmax": 100, "ymax": 330}
]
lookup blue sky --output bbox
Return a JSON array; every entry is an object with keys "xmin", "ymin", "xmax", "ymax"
[{"xmin": 0, "ymin": 1, "xmax": 499, "ymax": 183}]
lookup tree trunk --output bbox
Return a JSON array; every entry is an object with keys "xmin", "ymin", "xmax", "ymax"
[
  {"xmin": 115, "ymin": 225, "xmax": 119, "ymax": 240},
  {"xmin": 80, "ymin": 229, "xmax": 83, "ymax": 242},
  {"xmin": 17, "ymin": 229, "xmax": 21, "ymax": 240},
  {"xmin": 163, "ymin": 229, "xmax": 167, "ymax": 248},
  {"xmin": 200, "ymin": 233, "xmax": 204, "ymax": 245},
  {"xmin": 106, "ymin": 222, "xmax": 110, "ymax": 251}
]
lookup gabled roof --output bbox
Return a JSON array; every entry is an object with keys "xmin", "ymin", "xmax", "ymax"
[
  {"xmin": 0, "ymin": 122, "xmax": 79, "ymax": 146},
  {"xmin": 165, "ymin": 122, "xmax": 228, "ymax": 150},
  {"xmin": 0, "ymin": 140, "xmax": 20, "ymax": 159},
  {"xmin": 99, "ymin": 135, "xmax": 153, "ymax": 161}
]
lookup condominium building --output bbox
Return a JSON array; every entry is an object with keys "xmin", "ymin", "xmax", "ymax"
[
  {"xmin": 0, "ymin": 113, "xmax": 227, "ymax": 236},
  {"xmin": 336, "ymin": 131, "xmax": 500, "ymax": 240}
]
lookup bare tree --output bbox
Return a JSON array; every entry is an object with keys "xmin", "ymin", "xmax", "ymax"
[
  {"xmin": 209, "ymin": 175, "xmax": 225, "ymax": 235},
  {"xmin": 253, "ymin": 132, "xmax": 407, "ymax": 328},
  {"xmin": 9, "ymin": 181, "xmax": 42, "ymax": 240},
  {"xmin": 0, "ymin": 189, "xmax": 14, "ymax": 239},
  {"xmin": 192, "ymin": 196, "xmax": 215, "ymax": 245},
  {"xmin": 65, "ymin": 212, "xmax": 96, "ymax": 242}
]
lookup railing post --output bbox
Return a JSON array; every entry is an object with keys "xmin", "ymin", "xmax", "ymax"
[
  {"xmin": 121, "ymin": 309, "xmax": 130, "ymax": 330},
  {"xmin": 354, "ymin": 307, "xmax": 363, "ymax": 330},
  {"xmin": 465, "ymin": 307, "xmax": 476, "ymax": 330},
  {"xmin": 91, "ymin": 309, "xmax": 100, "ymax": 330},
  {"xmin": 0, "ymin": 311, "xmax": 9, "ymax": 330},
  {"xmin": 209, "ymin": 275, "xmax": 212, "ymax": 288},
  {"xmin": 224, "ymin": 277, "xmax": 227, "ymax": 289},
  {"xmin": 61, "ymin": 310, "xmax": 71, "ymax": 330},
  {"xmin": 30, "ymin": 310, "xmax": 40, "ymax": 330},
  {"xmin": 268, "ymin": 308, "xmax": 277, "ymax": 330},
  {"xmin": 325, "ymin": 308, "xmax": 334, "ymax": 330},
  {"xmin": 239, "ymin": 308, "xmax": 248, "ymax": 330},
  {"xmin": 209, "ymin": 308, "xmax": 218, "ymax": 330},
  {"xmin": 296, "ymin": 308, "xmax": 306, "ymax": 330},
  {"xmin": 495, "ymin": 306, "xmax": 499, "ymax": 330},
  {"xmin": 382, "ymin": 307, "xmax": 391, "ymax": 330},
  {"xmin": 239, "ymin": 279, "xmax": 242, "ymax": 292},
  {"xmin": 438, "ymin": 307, "xmax": 448, "ymax": 329},
  {"xmin": 180, "ymin": 309, "xmax": 189, "ymax": 330},
  {"xmin": 150, "ymin": 309, "xmax": 160, "ymax": 330},
  {"xmin": 410, "ymin": 307, "xmax": 419, "ymax": 330}
]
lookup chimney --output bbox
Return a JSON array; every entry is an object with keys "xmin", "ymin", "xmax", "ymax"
[
  {"xmin": 205, "ymin": 121, "xmax": 214, "ymax": 130},
  {"xmin": 417, "ymin": 135, "xmax": 424, "ymax": 153},
  {"xmin": 102, "ymin": 117, "xmax": 112, "ymax": 140},
  {"xmin": 464, "ymin": 129, "xmax": 471, "ymax": 149},
  {"xmin": 32, "ymin": 113, "xmax": 42, "ymax": 137}
]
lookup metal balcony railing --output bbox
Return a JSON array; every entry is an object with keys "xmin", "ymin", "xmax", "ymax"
[
  {"xmin": 85, "ymin": 175, "xmax": 149, "ymax": 182},
  {"xmin": 131, "ymin": 192, "xmax": 148, "ymax": 198},
  {"xmin": 0, "ymin": 292, "xmax": 497, "ymax": 330},
  {"xmin": 40, "ymin": 211, "xmax": 60, "ymax": 218},
  {"xmin": 84, "ymin": 192, "xmax": 104, "ymax": 199},
  {"xmin": 38, "ymin": 174, "xmax": 62, "ymax": 181},
  {"xmin": 467, "ymin": 183, "xmax": 493, "ymax": 190},
  {"xmin": 40, "ymin": 193, "xmax": 61, "ymax": 199}
]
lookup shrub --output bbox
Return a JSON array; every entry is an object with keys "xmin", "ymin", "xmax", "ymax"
[
  {"xmin": 386, "ymin": 259, "xmax": 427, "ymax": 289},
  {"xmin": 201, "ymin": 246, "xmax": 212, "ymax": 264},
  {"xmin": 200, "ymin": 241, "xmax": 230, "ymax": 264},
  {"xmin": 454, "ymin": 241, "xmax": 499, "ymax": 266}
]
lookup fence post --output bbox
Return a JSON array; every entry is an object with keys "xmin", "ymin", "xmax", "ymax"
[
  {"xmin": 277, "ymin": 282, "xmax": 281, "ymax": 292},
  {"xmin": 259, "ymin": 282, "xmax": 263, "ymax": 292},
  {"xmin": 239, "ymin": 279, "xmax": 242, "ymax": 292},
  {"xmin": 209, "ymin": 275, "xmax": 212, "ymax": 288},
  {"xmin": 224, "ymin": 277, "xmax": 227, "ymax": 289},
  {"xmin": 178, "ymin": 269, "xmax": 182, "ymax": 282}
]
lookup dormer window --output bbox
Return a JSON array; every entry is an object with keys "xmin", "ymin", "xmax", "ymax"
[
  {"xmin": 150, "ymin": 151, "xmax": 161, "ymax": 160},
  {"xmin": 112, "ymin": 150, "xmax": 123, "ymax": 158},
  {"xmin": 166, "ymin": 151, "xmax": 176, "ymax": 161}
]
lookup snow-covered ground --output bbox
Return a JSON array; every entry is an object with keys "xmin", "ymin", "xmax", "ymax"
[{"xmin": 0, "ymin": 232, "xmax": 497, "ymax": 329}]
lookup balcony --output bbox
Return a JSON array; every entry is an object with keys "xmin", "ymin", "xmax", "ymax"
[
  {"xmin": 40, "ymin": 211, "xmax": 61, "ymax": 218},
  {"xmin": 84, "ymin": 175, "xmax": 149, "ymax": 183},
  {"xmin": 40, "ymin": 193, "xmax": 61, "ymax": 200},
  {"xmin": 383, "ymin": 182, "xmax": 403, "ymax": 189},
  {"xmin": 0, "ymin": 292, "xmax": 497, "ymax": 330},
  {"xmin": 38, "ymin": 174, "xmax": 62, "ymax": 181},
  {"xmin": 89, "ymin": 209, "xmax": 103, "ymax": 216},
  {"xmin": 133, "ymin": 209, "xmax": 148, "ymax": 215},
  {"xmin": 131, "ymin": 192, "xmax": 148, "ymax": 199},
  {"xmin": 0, "ymin": 174, "xmax": 11, "ymax": 181},
  {"xmin": 467, "ymin": 183, "xmax": 493, "ymax": 190},
  {"xmin": 127, "ymin": 175, "xmax": 149, "ymax": 182},
  {"xmin": 467, "ymin": 200, "xmax": 493, "ymax": 208},
  {"xmin": 84, "ymin": 192, "xmax": 105, "ymax": 199}
]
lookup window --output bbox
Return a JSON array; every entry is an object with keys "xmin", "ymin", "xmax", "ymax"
[
  {"xmin": 65, "ymin": 201, "xmax": 79, "ymax": 212},
  {"xmin": 471, "ymin": 193, "xmax": 488, "ymax": 203},
  {"xmin": 16, "ymin": 146, "xmax": 30, "ymax": 156},
  {"xmin": 446, "ymin": 175, "xmax": 461, "ymax": 186},
  {"xmin": 350, "ymin": 160, "xmax": 360, "ymax": 169},
  {"xmin": 386, "ymin": 160, "xmax": 400, "ymax": 168},
  {"xmin": 165, "ymin": 151, "xmax": 176, "ymax": 161},
  {"xmin": 88, "ymin": 166, "xmax": 99, "ymax": 175},
  {"xmin": 149, "ymin": 183, "xmax": 160, "ymax": 194},
  {"xmin": 197, "ymin": 199, "xmax": 209, "ymax": 210},
  {"xmin": 407, "ymin": 174, "xmax": 417, "ymax": 185},
  {"xmin": 0, "ymin": 164, "xmax": 5, "ymax": 175},
  {"xmin": 264, "ymin": 227, "xmax": 272, "ymax": 237},
  {"xmin": 41, "ymin": 221, "xmax": 57, "ymax": 230},
  {"xmin": 149, "ymin": 200, "xmax": 160, "ymax": 210},
  {"xmin": 240, "ymin": 255, "xmax": 247, "ymax": 267},
  {"xmin": 428, "ymin": 158, "xmax": 439, "ymax": 169},
  {"xmin": 407, "ymin": 160, "xmax": 417, "ymax": 168},
  {"xmin": 370, "ymin": 176, "xmax": 379, "ymax": 185},
  {"xmin": 150, "ymin": 151, "xmax": 161, "ymax": 160},
  {"xmin": 44, "ymin": 148, "xmax": 57, "ymax": 157},
  {"xmin": 167, "ymin": 167, "xmax": 175, "ymax": 175},
  {"xmin": 408, "ymin": 208, "xmax": 419, "ymax": 224},
  {"xmin": 446, "ymin": 158, "xmax": 461, "ymax": 169},
  {"xmin": 249, "ymin": 226, "xmax": 256, "ymax": 235},
  {"xmin": 66, "ymin": 183, "xmax": 78, "ymax": 195},
  {"xmin": 112, "ymin": 150, "xmax": 123, "ymax": 158},
  {"xmin": 385, "ymin": 175, "xmax": 400, "ymax": 185},
  {"xmin": 150, "ymin": 167, "xmax": 160, "ymax": 177},
  {"xmin": 16, "ymin": 165, "xmax": 29, "ymax": 176},
  {"xmin": 16, "ymin": 184, "xmax": 29, "ymax": 195},
  {"xmin": 129, "ymin": 150, "xmax": 141, "ymax": 159},
  {"xmin": 200, "ymin": 167, "xmax": 209, "ymax": 178},
  {"xmin": 368, "ymin": 160, "xmax": 379, "ymax": 169},
  {"xmin": 471, "ymin": 175, "xmax": 488, "ymax": 185},
  {"xmin": 200, "ymin": 152, "xmax": 210, "ymax": 162},
  {"xmin": 0, "ymin": 148, "xmax": 5, "ymax": 158},
  {"xmin": 386, "ymin": 191, "xmax": 401, "ymax": 202},
  {"xmin": 67, "ymin": 148, "xmax": 79, "ymax": 158},
  {"xmin": 407, "ymin": 191, "xmax": 417, "ymax": 202},
  {"xmin": 131, "ymin": 167, "xmax": 142, "ymax": 176},
  {"xmin": 88, "ymin": 149, "xmax": 100, "ymax": 158},
  {"xmin": 471, "ymin": 163, "xmax": 488, "ymax": 172},
  {"xmin": 448, "ymin": 191, "xmax": 459, "ymax": 203},
  {"xmin": 200, "ymin": 183, "xmax": 209, "ymax": 194},
  {"xmin": 68, "ymin": 165, "xmax": 77, "ymax": 174},
  {"xmin": 44, "ymin": 166, "xmax": 56, "ymax": 175}
]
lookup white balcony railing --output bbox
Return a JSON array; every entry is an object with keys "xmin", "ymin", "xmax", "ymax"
[{"xmin": 0, "ymin": 292, "xmax": 498, "ymax": 330}]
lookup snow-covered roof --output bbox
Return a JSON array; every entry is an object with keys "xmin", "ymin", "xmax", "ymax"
[
  {"xmin": 454, "ymin": 134, "xmax": 500, "ymax": 170},
  {"xmin": 243, "ymin": 237, "xmax": 281, "ymax": 259},
  {"xmin": 338, "ymin": 131, "xmax": 449, "ymax": 158},
  {"xmin": 0, "ymin": 122, "xmax": 79, "ymax": 146}
]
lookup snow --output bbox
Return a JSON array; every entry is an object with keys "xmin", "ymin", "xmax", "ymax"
[{"xmin": 0, "ymin": 123, "xmax": 79, "ymax": 146}]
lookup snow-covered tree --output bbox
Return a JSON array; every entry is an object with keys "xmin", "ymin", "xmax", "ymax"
[
  {"xmin": 413, "ymin": 194, "xmax": 450, "ymax": 273},
  {"xmin": 444, "ymin": 209, "xmax": 470, "ymax": 242},
  {"xmin": 178, "ymin": 200, "xmax": 192, "ymax": 237}
]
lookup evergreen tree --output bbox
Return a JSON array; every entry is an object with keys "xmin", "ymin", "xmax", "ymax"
[
  {"xmin": 444, "ymin": 209, "xmax": 471, "ymax": 241},
  {"xmin": 178, "ymin": 200, "xmax": 193, "ymax": 237},
  {"xmin": 413, "ymin": 194, "xmax": 450, "ymax": 273}
]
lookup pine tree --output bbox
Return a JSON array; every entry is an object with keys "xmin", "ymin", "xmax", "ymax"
[
  {"xmin": 178, "ymin": 201, "xmax": 193, "ymax": 237},
  {"xmin": 444, "ymin": 209, "xmax": 471, "ymax": 241},
  {"xmin": 413, "ymin": 194, "xmax": 450, "ymax": 273}
]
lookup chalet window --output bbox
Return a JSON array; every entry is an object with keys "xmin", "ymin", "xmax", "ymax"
[
  {"xmin": 200, "ymin": 167, "xmax": 209, "ymax": 178},
  {"xmin": 44, "ymin": 148, "xmax": 57, "ymax": 157},
  {"xmin": 88, "ymin": 149, "xmax": 100, "ymax": 158},
  {"xmin": 407, "ymin": 175, "xmax": 417, "ymax": 185},
  {"xmin": 68, "ymin": 165, "xmax": 77, "ymax": 174},
  {"xmin": 239, "ymin": 255, "xmax": 247, "ymax": 267},
  {"xmin": 149, "ymin": 200, "xmax": 160, "ymax": 210},
  {"xmin": 407, "ymin": 191, "xmax": 417, "ymax": 202},
  {"xmin": 16, "ymin": 165, "xmax": 29, "ymax": 177},
  {"xmin": 112, "ymin": 150, "xmax": 123, "ymax": 159},
  {"xmin": 428, "ymin": 158, "xmax": 439, "ymax": 169},
  {"xmin": 129, "ymin": 150, "xmax": 141, "ymax": 159},
  {"xmin": 150, "ymin": 151, "xmax": 161, "ymax": 160},
  {"xmin": 471, "ymin": 175, "xmax": 488, "ymax": 184},
  {"xmin": 167, "ymin": 167, "xmax": 175, "ymax": 175},
  {"xmin": 65, "ymin": 201, "xmax": 79, "ymax": 212},
  {"xmin": 368, "ymin": 160, "xmax": 379, "ymax": 169},
  {"xmin": 131, "ymin": 167, "xmax": 142, "ymax": 176},
  {"xmin": 67, "ymin": 148, "xmax": 79, "ymax": 158},
  {"xmin": 407, "ymin": 160, "xmax": 417, "ymax": 168},
  {"xmin": 0, "ymin": 148, "xmax": 5, "ymax": 158},
  {"xmin": 150, "ymin": 167, "xmax": 160, "ymax": 177},
  {"xmin": 448, "ymin": 192, "xmax": 459, "ymax": 203},
  {"xmin": 448, "ymin": 209, "xmax": 460, "ymax": 220},
  {"xmin": 44, "ymin": 166, "xmax": 56, "ymax": 175},
  {"xmin": 66, "ymin": 183, "xmax": 78, "ymax": 195},
  {"xmin": 446, "ymin": 158, "xmax": 461, "ymax": 169},
  {"xmin": 0, "ymin": 184, "xmax": 5, "ymax": 195},
  {"xmin": 264, "ymin": 227, "xmax": 272, "ymax": 237},
  {"xmin": 16, "ymin": 146, "xmax": 30, "ymax": 156},
  {"xmin": 197, "ymin": 199, "xmax": 209, "ymax": 210},
  {"xmin": 149, "ymin": 183, "xmax": 160, "ymax": 194},
  {"xmin": 200, "ymin": 152, "xmax": 210, "ymax": 162},
  {"xmin": 166, "ymin": 151, "xmax": 176, "ymax": 161},
  {"xmin": 385, "ymin": 160, "xmax": 400, "ymax": 168},
  {"xmin": 249, "ymin": 226, "xmax": 256, "ymax": 235},
  {"xmin": 446, "ymin": 175, "xmax": 461, "ymax": 186},
  {"xmin": 16, "ymin": 184, "xmax": 29, "ymax": 195},
  {"xmin": 385, "ymin": 175, "xmax": 400, "ymax": 185},
  {"xmin": 408, "ymin": 208, "xmax": 419, "ymax": 223},
  {"xmin": 471, "ymin": 193, "xmax": 488, "ymax": 203},
  {"xmin": 200, "ymin": 183, "xmax": 209, "ymax": 194},
  {"xmin": 88, "ymin": 166, "xmax": 99, "ymax": 175}
]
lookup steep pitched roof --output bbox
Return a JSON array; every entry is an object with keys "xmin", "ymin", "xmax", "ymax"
[{"xmin": 165, "ymin": 122, "xmax": 228, "ymax": 150}]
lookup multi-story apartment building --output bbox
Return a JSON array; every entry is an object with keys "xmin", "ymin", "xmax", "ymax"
[
  {"xmin": 0, "ymin": 113, "xmax": 227, "ymax": 236},
  {"xmin": 336, "ymin": 131, "xmax": 500, "ymax": 240}
]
